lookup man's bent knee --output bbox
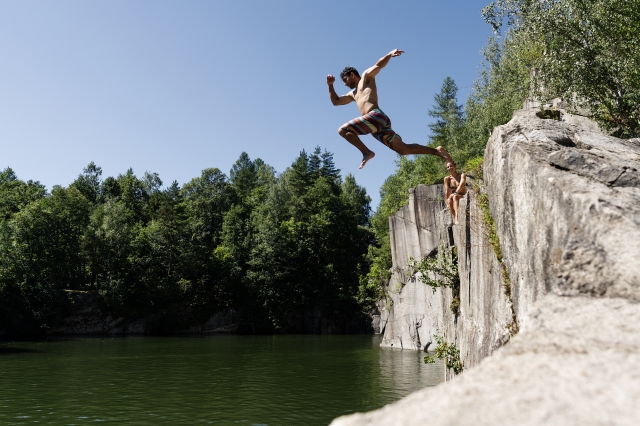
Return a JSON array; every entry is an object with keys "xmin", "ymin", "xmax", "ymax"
[{"xmin": 338, "ymin": 126, "xmax": 352, "ymax": 138}]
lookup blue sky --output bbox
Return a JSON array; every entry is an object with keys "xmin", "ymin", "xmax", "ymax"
[{"xmin": 1, "ymin": 0, "xmax": 493, "ymax": 208}]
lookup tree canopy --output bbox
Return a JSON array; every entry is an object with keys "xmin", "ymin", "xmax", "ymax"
[
  {"xmin": 0, "ymin": 150, "xmax": 373, "ymax": 334},
  {"xmin": 483, "ymin": 0, "xmax": 640, "ymax": 137}
]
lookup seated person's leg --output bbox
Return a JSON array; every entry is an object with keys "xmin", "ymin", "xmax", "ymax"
[
  {"xmin": 443, "ymin": 176, "xmax": 452, "ymax": 198},
  {"xmin": 447, "ymin": 194, "xmax": 455, "ymax": 215},
  {"xmin": 452, "ymin": 194, "xmax": 463, "ymax": 224}
]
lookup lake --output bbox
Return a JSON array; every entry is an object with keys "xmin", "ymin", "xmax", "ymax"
[{"xmin": 0, "ymin": 334, "xmax": 443, "ymax": 425}]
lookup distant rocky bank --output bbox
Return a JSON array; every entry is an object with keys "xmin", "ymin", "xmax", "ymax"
[{"xmin": 33, "ymin": 290, "xmax": 373, "ymax": 336}]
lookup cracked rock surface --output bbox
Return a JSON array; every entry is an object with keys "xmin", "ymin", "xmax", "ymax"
[
  {"xmin": 380, "ymin": 184, "xmax": 513, "ymax": 376},
  {"xmin": 485, "ymin": 109, "xmax": 640, "ymax": 330}
]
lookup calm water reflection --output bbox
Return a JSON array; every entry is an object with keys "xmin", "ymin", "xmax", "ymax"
[{"xmin": 0, "ymin": 335, "xmax": 443, "ymax": 425}]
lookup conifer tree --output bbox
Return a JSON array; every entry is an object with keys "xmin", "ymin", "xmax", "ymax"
[
  {"xmin": 229, "ymin": 152, "xmax": 257, "ymax": 199},
  {"xmin": 428, "ymin": 77, "xmax": 464, "ymax": 150}
]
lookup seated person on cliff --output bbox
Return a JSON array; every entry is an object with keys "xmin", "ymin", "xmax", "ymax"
[{"xmin": 444, "ymin": 161, "xmax": 467, "ymax": 225}]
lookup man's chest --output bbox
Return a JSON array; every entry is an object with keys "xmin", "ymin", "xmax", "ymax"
[{"xmin": 354, "ymin": 84, "xmax": 374, "ymax": 101}]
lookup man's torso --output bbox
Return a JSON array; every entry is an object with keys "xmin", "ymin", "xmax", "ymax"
[{"xmin": 352, "ymin": 76, "xmax": 379, "ymax": 115}]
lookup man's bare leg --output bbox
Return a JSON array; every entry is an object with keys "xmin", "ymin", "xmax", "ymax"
[
  {"xmin": 338, "ymin": 128, "xmax": 375, "ymax": 169},
  {"xmin": 390, "ymin": 136, "xmax": 452, "ymax": 162}
]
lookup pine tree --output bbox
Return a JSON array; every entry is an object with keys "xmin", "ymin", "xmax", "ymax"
[
  {"xmin": 230, "ymin": 152, "xmax": 257, "ymax": 199},
  {"xmin": 320, "ymin": 149, "xmax": 341, "ymax": 181},
  {"xmin": 308, "ymin": 147, "xmax": 322, "ymax": 179},
  {"xmin": 428, "ymin": 77, "xmax": 464, "ymax": 150},
  {"xmin": 289, "ymin": 150, "xmax": 310, "ymax": 198}
]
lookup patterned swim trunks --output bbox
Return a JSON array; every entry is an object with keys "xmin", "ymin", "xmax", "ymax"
[{"xmin": 340, "ymin": 108, "xmax": 399, "ymax": 147}]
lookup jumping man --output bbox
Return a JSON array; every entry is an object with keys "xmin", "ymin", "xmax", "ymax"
[{"xmin": 327, "ymin": 49, "xmax": 453, "ymax": 168}]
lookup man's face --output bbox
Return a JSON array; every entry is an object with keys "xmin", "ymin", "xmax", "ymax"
[{"xmin": 342, "ymin": 73, "xmax": 357, "ymax": 89}]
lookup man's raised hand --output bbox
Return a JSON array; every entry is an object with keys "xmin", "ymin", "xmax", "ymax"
[
  {"xmin": 390, "ymin": 49, "xmax": 404, "ymax": 57},
  {"xmin": 327, "ymin": 74, "xmax": 336, "ymax": 85}
]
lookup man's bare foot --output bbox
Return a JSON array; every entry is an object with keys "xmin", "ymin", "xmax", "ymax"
[
  {"xmin": 359, "ymin": 151, "xmax": 375, "ymax": 169},
  {"xmin": 436, "ymin": 146, "xmax": 453, "ymax": 163}
]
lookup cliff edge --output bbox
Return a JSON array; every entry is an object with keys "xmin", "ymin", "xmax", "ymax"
[{"xmin": 332, "ymin": 107, "xmax": 640, "ymax": 425}]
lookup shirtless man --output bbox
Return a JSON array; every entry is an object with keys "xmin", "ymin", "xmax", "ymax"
[
  {"xmin": 327, "ymin": 49, "xmax": 452, "ymax": 168},
  {"xmin": 444, "ymin": 161, "xmax": 467, "ymax": 225}
]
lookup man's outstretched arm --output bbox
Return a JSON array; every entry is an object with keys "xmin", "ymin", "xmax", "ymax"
[
  {"xmin": 326, "ymin": 75, "xmax": 354, "ymax": 106},
  {"xmin": 363, "ymin": 49, "xmax": 404, "ymax": 79}
]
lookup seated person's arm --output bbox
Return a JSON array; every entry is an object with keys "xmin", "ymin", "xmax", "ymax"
[
  {"xmin": 327, "ymin": 75, "xmax": 354, "ymax": 106},
  {"xmin": 443, "ymin": 176, "xmax": 452, "ymax": 196},
  {"xmin": 362, "ymin": 49, "xmax": 404, "ymax": 80},
  {"xmin": 458, "ymin": 174, "xmax": 467, "ymax": 193}
]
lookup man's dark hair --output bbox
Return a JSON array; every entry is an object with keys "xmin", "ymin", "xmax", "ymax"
[{"xmin": 340, "ymin": 67, "xmax": 360, "ymax": 79}]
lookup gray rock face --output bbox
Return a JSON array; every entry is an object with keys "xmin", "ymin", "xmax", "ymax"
[
  {"xmin": 484, "ymin": 108, "xmax": 640, "ymax": 331},
  {"xmin": 381, "ymin": 184, "xmax": 453, "ymax": 352},
  {"xmin": 381, "ymin": 182, "xmax": 513, "ymax": 377},
  {"xmin": 334, "ymin": 108, "xmax": 640, "ymax": 424}
]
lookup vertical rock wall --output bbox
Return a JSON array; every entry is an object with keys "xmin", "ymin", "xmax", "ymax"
[{"xmin": 380, "ymin": 183, "xmax": 514, "ymax": 377}]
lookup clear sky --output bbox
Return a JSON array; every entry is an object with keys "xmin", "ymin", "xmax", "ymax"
[{"xmin": 1, "ymin": 0, "xmax": 493, "ymax": 209}]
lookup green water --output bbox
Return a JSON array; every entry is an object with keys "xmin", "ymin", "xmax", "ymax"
[{"xmin": 0, "ymin": 335, "xmax": 443, "ymax": 425}]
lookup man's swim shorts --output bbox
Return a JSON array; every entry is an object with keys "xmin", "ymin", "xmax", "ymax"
[{"xmin": 340, "ymin": 108, "xmax": 399, "ymax": 147}]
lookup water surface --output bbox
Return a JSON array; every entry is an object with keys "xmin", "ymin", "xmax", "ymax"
[{"xmin": 0, "ymin": 335, "xmax": 443, "ymax": 425}]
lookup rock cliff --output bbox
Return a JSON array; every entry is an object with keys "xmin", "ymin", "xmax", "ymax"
[
  {"xmin": 379, "ymin": 182, "xmax": 514, "ymax": 375},
  {"xmin": 332, "ymin": 107, "xmax": 640, "ymax": 425}
]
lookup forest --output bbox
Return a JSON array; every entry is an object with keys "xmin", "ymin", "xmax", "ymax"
[{"xmin": 0, "ymin": 149, "xmax": 373, "ymax": 333}]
